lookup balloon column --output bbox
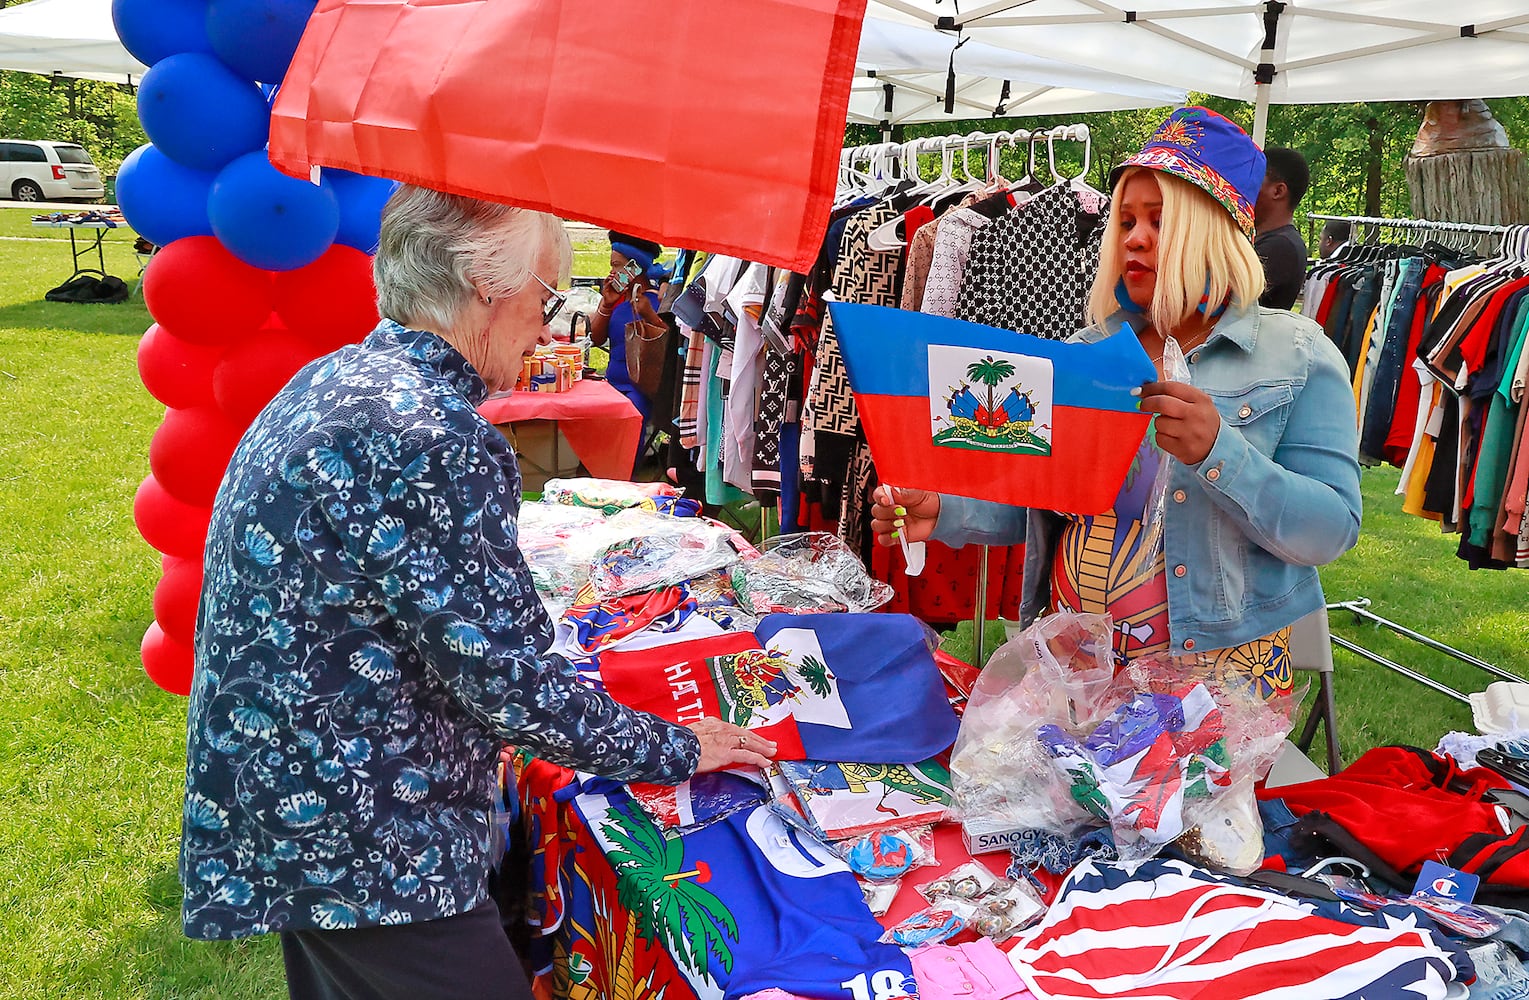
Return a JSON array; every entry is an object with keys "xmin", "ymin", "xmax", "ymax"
[{"xmin": 113, "ymin": 0, "xmax": 397, "ymax": 695}]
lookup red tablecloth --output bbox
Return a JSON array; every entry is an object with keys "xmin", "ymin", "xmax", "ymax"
[{"xmin": 477, "ymin": 378, "xmax": 642, "ymax": 480}]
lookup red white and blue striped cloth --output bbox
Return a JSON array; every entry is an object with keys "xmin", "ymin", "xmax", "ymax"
[{"xmin": 1008, "ymin": 857, "xmax": 1469, "ymax": 1000}]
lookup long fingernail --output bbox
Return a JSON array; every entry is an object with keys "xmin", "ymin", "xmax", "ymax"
[
  {"xmin": 1135, "ymin": 400, "xmax": 1143, "ymax": 411},
  {"xmin": 1130, "ymin": 386, "xmax": 1142, "ymax": 397},
  {"xmin": 891, "ymin": 529, "xmax": 901, "ymax": 540},
  {"xmin": 894, "ymin": 505, "xmax": 907, "ymax": 517},
  {"xmin": 893, "ymin": 518, "xmax": 905, "ymax": 530}
]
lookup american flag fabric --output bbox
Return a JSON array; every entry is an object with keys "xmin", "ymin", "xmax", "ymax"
[{"xmin": 1008, "ymin": 857, "xmax": 1470, "ymax": 1000}]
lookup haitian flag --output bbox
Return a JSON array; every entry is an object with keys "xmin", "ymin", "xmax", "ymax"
[
  {"xmin": 828, "ymin": 302, "xmax": 1155, "ymax": 514},
  {"xmin": 756, "ymin": 613, "xmax": 957, "ymax": 763},
  {"xmin": 599, "ymin": 614, "xmax": 957, "ymax": 763}
]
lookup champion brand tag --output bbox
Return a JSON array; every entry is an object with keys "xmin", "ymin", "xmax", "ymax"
[{"xmin": 1414, "ymin": 860, "xmax": 1480, "ymax": 903}]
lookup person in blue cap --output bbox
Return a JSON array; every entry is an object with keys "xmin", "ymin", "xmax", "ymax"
[
  {"xmin": 591, "ymin": 231, "xmax": 667, "ymax": 420},
  {"xmin": 873, "ymin": 107, "xmax": 1361, "ymax": 697}
]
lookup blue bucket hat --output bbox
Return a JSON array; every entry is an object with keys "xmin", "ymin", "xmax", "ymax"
[{"xmin": 1109, "ymin": 107, "xmax": 1266, "ymax": 240}]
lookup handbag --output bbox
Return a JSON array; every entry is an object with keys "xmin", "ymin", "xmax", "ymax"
[{"xmin": 624, "ymin": 315, "xmax": 672, "ymax": 402}]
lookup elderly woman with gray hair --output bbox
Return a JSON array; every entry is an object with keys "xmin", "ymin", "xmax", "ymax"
[{"xmin": 178, "ymin": 185, "xmax": 775, "ymax": 1000}]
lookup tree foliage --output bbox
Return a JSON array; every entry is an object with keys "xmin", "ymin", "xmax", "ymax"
[{"xmin": 0, "ymin": 70, "xmax": 147, "ymax": 177}]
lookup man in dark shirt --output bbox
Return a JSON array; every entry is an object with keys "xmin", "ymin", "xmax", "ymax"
[{"xmin": 1253, "ymin": 147, "xmax": 1310, "ymax": 310}]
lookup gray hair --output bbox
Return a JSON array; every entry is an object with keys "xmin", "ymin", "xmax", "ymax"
[{"xmin": 373, "ymin": 184, "xmax": 572, "ymax": 334}]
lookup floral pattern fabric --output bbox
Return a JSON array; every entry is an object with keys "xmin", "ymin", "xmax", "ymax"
[{"xmin": 180, "ymin": 320, "xmax": 700, "ymax": 941}]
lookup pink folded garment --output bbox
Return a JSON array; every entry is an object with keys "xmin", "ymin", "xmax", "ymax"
[{"xmin": 910, "ymin": 939, "xmax": 1036, "ymax": 1000}]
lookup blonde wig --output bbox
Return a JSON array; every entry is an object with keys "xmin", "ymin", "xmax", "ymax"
[{"xmin": 1086, "ymin": 167, "xmax": 1266, "ymax": 335}]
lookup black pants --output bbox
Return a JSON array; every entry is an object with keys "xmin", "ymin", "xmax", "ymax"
[{"xmin": 280, "ymin": 899, "xmax": 533, "ymax": 1000}]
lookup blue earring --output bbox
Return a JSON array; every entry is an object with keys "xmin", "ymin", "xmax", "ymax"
[
  {"xmin": 1114, "ymin": 277, "xmax": 1146, "ymax": 314},
  {"xmin": 1195, "ymin": 278, "xmax": 1228, "ymax": 319}
]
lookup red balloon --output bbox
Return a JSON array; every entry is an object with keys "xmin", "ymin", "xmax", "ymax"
[
  {"xmin": 137, "ymin": 322, "xmax": 224, "ymax": 409},
  {"xmin": 142, "ymin": 621, "xmax": 194, "ymax": 696},
  {"xmin": 142, "ymin": 236, "xmax": 275, "ymax": 345},
  {"xmin": 272, "ymin": 245, "xmax": 380, "ymax": 351},
  {"xmin": 148, "ymin": 405, "xmax": 247, "ymax": 507},
  {"xmin": 154, "ymin": 554, "xmax": 205, "ymax": 647},
  {"xmin": 212, "ymin": 328, "xmax": 321, "ymax": 426},
  {"xmin": 134, "ymin": 474, "xmax": 212, "ymax": 559}
]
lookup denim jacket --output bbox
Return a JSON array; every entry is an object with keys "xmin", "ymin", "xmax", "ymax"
[{"xmin": 932, "ymin": 305, "xmax": 1362, "ymax": 654}]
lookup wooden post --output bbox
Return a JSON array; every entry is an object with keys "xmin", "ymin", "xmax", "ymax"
[{"xmin": 1404, "ymin": 100, "xmax": 1529, "ymax": 241}]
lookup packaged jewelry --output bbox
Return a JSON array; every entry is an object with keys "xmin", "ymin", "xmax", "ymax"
[
  {"xmin": 837, "ymin": 826, "xmax": 937, "ymax": 882},
  {"xmin": 878, "ymin": 904, "xmax": 974, "ymax": 948},
  {"xmin": 916, "ymin": 862, "xmax": 1005, "ymax": 903},
  {"xmin": 860, "ymin": 878, "xmax": 901, "ymax": 917}
]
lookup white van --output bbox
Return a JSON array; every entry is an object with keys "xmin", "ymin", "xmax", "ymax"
[{"xmin": 0, "ymin": 140, "xmax": 105, "ymax": 202}]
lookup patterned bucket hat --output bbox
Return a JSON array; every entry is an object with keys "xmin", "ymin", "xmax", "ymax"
[{"xmin": 1109, "ymin": 107, "xmax": 1266, "ymax": 240}]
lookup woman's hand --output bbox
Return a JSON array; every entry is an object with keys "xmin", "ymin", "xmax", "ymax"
[
  {"xmin": 870, "ymin": 485, "xmax": 941, "ymax": 547},
  {"xmin": 1139, "ymin": 381, "xmax": 1222, "ymax": 466},
  {"xmin": 688, "ymin": 717, "xmax": 776, "ymax": 773},
  {"xmin": 629, "ymin": 279, "xmax": 661, "ymax": 325},
  {"xmin": 598, "ymin": 269, "xmax": 628, "ymax": 313}
]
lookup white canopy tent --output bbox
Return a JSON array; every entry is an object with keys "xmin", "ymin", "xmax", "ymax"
[
  {"xmin": 864, "ymin": 0, "xmax": 1529, "ymax": 141},
  {"xmin": 852, "ymin": 16, "xmax": 1185, "ymax": 128},
  {"xmin": 0, "ymin": 0, "xmax": 145, "ymax": 83}
]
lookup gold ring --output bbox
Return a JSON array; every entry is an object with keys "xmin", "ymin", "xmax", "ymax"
[{"xmin": 737, "ymin": 734, "xmax": 747, "ymax": 747}]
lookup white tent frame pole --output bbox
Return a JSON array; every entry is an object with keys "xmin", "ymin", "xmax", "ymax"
[{"xmin": 1251, "ymin": 0, "xmax": 1283, "ymax": 146}]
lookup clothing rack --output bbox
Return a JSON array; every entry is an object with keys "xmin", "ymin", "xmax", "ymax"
[
  {"xmin": 1325, "ymin": 599, "xmax": 1524, "ymax": 706},
  {"xmin": 1309, "ymin": 212, "xmax": 1525, "ymax": 697},
  {"xmin": 842, "ymin": 124, "xmax": 1092, "ymax": 200},
  {"xmin": 1306, "ymin": 212, "xmax": 1522, "ymax": 255},
  {"xmin": 838, "ymin": 125, "xmax": 1092, "ymax": 665}
]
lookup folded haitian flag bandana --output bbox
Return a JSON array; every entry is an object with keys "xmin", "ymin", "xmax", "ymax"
[
  {"xmin": 829, "ymin": 302, "xmax": 1155, "ymax": 514},
  {"xmin": 599, "ymin": 614, "xmax": 957, "ymax": 763}
]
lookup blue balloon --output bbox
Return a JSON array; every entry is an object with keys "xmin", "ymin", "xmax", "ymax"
[
  {"xmin": 206, "ymin": 0, "xmax": 317, "ymax": 85},
  {"xmin": 325, "ymin": 169, "xmax": 398, "ymax": 253},
  {"xmin": 209, "ymin": 151, "xmax": 339, "ymax": 271},
  {"xmin": 112, "ymin": 0, "xmax": 214, "ymax": 68},
  {"xmin": 116, "ymin": 144, "xmax": 216, "ymax": 248},
  {"xmin": 138, "ymin": 53, "xmax": 270, "ymax": 173}
]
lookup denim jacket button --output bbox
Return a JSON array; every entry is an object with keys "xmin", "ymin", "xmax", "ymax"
[
  {"xmin": 1183, "ymin": 639, "xmax": 1196, "ymax": 651},
  {"xmin": 1174, "ymin": 564, "xmax": 1187, "ymax": 577},
  {"xmin": 1206, "ymin": 467, "xmax": 1221, "ymax": 482},
  {"xmin": 1173, "ymin": 489, "xmax": 1187, "ymax": 503},
  {"xmin": 1238, "ymin": 404, "xmax": 1253, "ymax": 418}
]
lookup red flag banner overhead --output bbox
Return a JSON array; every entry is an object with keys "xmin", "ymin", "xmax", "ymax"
[{"xmin": 269, "ymin": 0, "xmax": 869, "ymax": 272}]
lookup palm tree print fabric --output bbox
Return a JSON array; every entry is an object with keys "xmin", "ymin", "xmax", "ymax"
[{"xmin": 180, "ymin": 320, "xmax": 700, "ymax": 941}]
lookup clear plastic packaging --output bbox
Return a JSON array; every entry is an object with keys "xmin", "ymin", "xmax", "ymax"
[
  {"xmin": 589, "ymin": 509, "xmax": 743, "ymax": 597},
  {"xmin": 772, "ymin": 759, "xmax": 953, "ymax": 840},
  {"xmin": 860, "ymin": 878, "xmax": 901, "ymax": 917},
  {"xmin": 516, "ymin": 502, "xmax": 615, "ymax": 611},
  {"xmin": 834, "ymin": 826, "xmax": 938, "ymax": 882},
  {"xmin": 879, "ymin": 904, "xmax": 973, "ymax": 947},
  {"xmin": 1137, "ymin": 333, "xmax": 1189, "ymax": 565},
  {"xmin": 915, "ymin": 862, "xmax": 1044, "ymax": 941},
  {"xmin": 949, "ymin": 612, "xmax": 1120, "ymax": 851},
  {"xmin": 950, "ymin": 611, "xmax": 1299, "ymax": 874},
  {"xmin": 541, "ymin": 477, "xmax": 701, "ymax": 518},
  {"xmin": 731, "ymin": 532, "xmax": 895, "ymax": 615}
]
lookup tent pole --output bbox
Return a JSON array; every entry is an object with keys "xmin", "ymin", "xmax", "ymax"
[{"xmin": 1252, "ymin": 1, "xmax": 1284, "ymax": 146}]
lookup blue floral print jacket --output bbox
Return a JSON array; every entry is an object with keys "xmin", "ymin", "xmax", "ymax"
[{"xmin": 180, "ymin": 321, "xmax": 700, "ymax": 940}]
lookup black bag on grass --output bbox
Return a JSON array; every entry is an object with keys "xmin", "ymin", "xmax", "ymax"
[{"xmin": 45, "ymin": 274, "xmax": 129, "ymax": 304}]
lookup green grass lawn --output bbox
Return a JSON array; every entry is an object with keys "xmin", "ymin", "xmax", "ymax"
[{"xmin": 0, "ymin": 203, "xmax": 1525, "ymax": 997}]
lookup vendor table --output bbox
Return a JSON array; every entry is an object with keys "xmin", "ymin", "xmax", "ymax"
[
  {"xmin": 478, "ymin": 378, "xmax": 642, "ymax": 483},
  {"xmin": 31, "ymin": 218, "xmax": 115, "ymax": 281}
]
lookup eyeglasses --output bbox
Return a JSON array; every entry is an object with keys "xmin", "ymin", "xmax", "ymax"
[{"xmin": 528, "ymin": 272, "xmax": 568, "ymax": 327}]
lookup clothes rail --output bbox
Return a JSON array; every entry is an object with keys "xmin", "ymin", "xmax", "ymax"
[
  {"xmin": 1307, "ymin": 213, "xmax": 1512, "ymax": 236},
  {"xmin": 1325, "ymin": 597, "xmax": 1524, "ymax": 706}
]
